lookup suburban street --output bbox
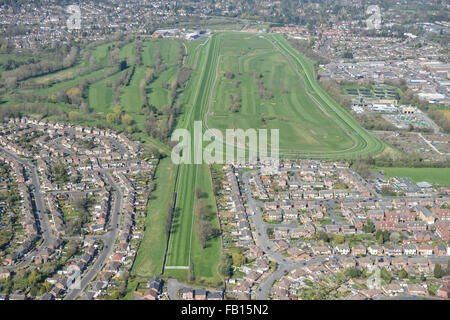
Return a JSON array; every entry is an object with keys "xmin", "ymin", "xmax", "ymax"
[
  {"xmin": 64, "ymin": 172, "xmax": 123, "ymax": 299},
  {"xmin": 2, "ymin": 126, "xmax": 144, "ymax": 299},
  {"xmin": 0, "ymin": 148, "xmax": 56, "ymax": 270},
  {"xmin": 241, "ymin": 169, "xmax": 328, "ymax": 299}
]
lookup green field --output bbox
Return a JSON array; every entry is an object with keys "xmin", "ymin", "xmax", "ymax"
[
  {"xmin": 88, "ymin": 72, "xmax": 122, "ymax": 114},
  {"xmin": 91, "ymin": 42, "xmax": 114, "ymax": 66},
  {"xmin": 375, "ymin": 167, "xmax": 450, "ymax": 186},
  {"xmin": 142, "ymin": 39, "xmax": 180, "ymax": 66},
  {"xmin": 131, "ymin": 158, "xmax": 178, "ymax": 278},
  {"xmin": 188, "ymin": 165, "xmax": 221, "ymax": 283},
  {"xmin": 164, "ymin": 36, "xmax": 222, "ymax": 284},
  {"xmin": 141, "ymin": 39, "xmax": 181, "ymax": 111},
  {"xmin": 207, "ymin": 33, "xmax": 356, "ymax": 153},
  {"xmin": 196, "ymin": 32, "xmax": 384, "ymax": 159}
]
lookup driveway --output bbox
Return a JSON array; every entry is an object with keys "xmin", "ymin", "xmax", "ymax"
[{"xmin": 167, "ymin": 278, "xmax": 185, "ymax": 300}]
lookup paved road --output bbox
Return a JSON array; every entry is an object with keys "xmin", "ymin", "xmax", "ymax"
[
  {"xmin": 418, "ymin": 133, "xmax": 447, "ymax": 156},
  {"xmin": 419, "ymin": 112, "xmax": 440, "ymax": 134},
  {"xmin": 348, "ymin": 169, "xmax": 381, "ymax": 198},
  {"xmin": 64, "ymin": 172, "xmax": 122, "ymax": 299},
  {"xmin": 327, "ymin": 205, "xmax": 343, "ymax": 225},
  {"xmin": 104, "ymin": 137, "xmax": 127, "ymax": 156},
  {"xmin": 255, "ymin": 256, "xmax": 328, "ymax": 300},
  {"xmin": 241, "ymin": 170, "xmax": 309, "ymax": 299},
  {"xmin": 0, "ymin": 148, "xmax": 56, "ymax": 270},
  {"xmin": 318, "ymin": 38, "xmax": 331, "ymax": 59},
  {"xmin": 46, "ymin": 189, "xmax": 102, "ymax": 195}
]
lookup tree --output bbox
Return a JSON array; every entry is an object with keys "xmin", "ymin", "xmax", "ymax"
[
  {"xmin": 363, "ymin": 219, "xmax": 375, "ymax": 233},
  {"xmin": 220, "ymin": 253, "xmax": 233, "ymax": 279},
  {"xmin": 66, "ymin": 240, "xmax": 79, "ymax": 258},
  {"xmin": 119, "ymin": 60, "xmax": 128, "ymax": 71},
  {"xmin": 196, "ymin": 220, "xmax": 216, "ymax": 249},
  {"xmin": 187, "ymin": 262, "xmax": 195, "ymax": 282},
  {"xmin": 79, "ymin": 101, "xmax": 91, "ymax": 114},
  {"xmin": 67, "ymin": 219, "xmax": 81, "ymax": 236},
  {"xmin": 196, "ymin": 199, "xmax": 209, "ymax": 221},
  {"xmin": 380, "ymin": 268, "xmax": 392, "ymax": 284},
  {"xmin": 195, "ymin": 187, "xmax": 203, "ymax": 199},
  {"xmin": 232, "ymin": 252, "xmax": 246, "ymax": 267},
  {"xmin": 68, "ymin": 111, "xmax": 81, "ymax": 121},
  {"xmin": 317, "ymin": 231, "xmax": 330, "ymax": 243},
  {"xmin": 220, "ymin": 265, "xmax": 232, "ymax": 278},
  {"xmin": 106, "ymin": 113, "xmax": 117, "ymax": 124},
  {"xmin": 448, "ymin": 259, "xmax": 450, "ymax": 276},
  {"xmin": 73, "ymin": 197, "xmax": 90, "ymax": 224},
  {"xmin": 224, "ymin": 71, "xmax": 234, "ymax": 79},
  {"xmin": 195, "ymin": 187, "xmax": 207, "ymax": 199},
  {"xmin": 27, "ymin": 270, "xmax": 40, "ymax": 287},
  {"xmin": 110, "ymin": 290, "xmax": 121, "ymax": 300},
  {"xmin": 66, "ymin": 87, "xmax": 82, "ymax": 98},
  {"xmin": 377, "ymin": 233, "xmax": 384, "ymax": 244},
  {"xmin": 434, "ymin": 263, "xmax": 444, "ymax": 279},
  {"xmin": 420, "ymin": 273, "xmax": 427, "ymax": 282},
  {"xmin": 113, "ymin": 105, "xmax": 123, "ymax": 115},
  {"xmin": 332, "ymin": 234, "xmax": 345, "ymax": 244},
  {"xmin": 398, "ymin": 268, "xmax": 408, "ymax": 279},
  {"xmin": 5, "ymin": 76, "xmax": 17, "ymax": 89},
  {"xmin": 165, "ymin": 202, "xmax": 174, "ymax": 236},
  {"xmin": 344, "ymin": 267, "xmax": 359, "ymax": 278},
  {"xmin": 381, "ymin": 185, "xmax": 397, "ymax": 196},
  {"xmin": 121, "ymin": 114, "xmax": 133, "ymax": 126},
  {"xmin": 126, "ymin": 125, "xmax": 136, "ymax": 134},
  {"xmin": 343, "ymin": 50, "xmax": 353, "ymax": 59},
  {"xmin": 118, "ymin": 271, "xmax": 130, "ymax": 283},
  {"xmin": 376, "ymin": 229, "xmax": 389, "ymax": 244},
  {"xmin": 390, "ymin": 232, "xmax": 400, "ymax": 243},
  {"xmin": 29, "ymin": 285, "xmax": 39, "ymax": 297},
  {"xmin": 383, "ymin": 230, "xmax": 390, "ymax": 243}
]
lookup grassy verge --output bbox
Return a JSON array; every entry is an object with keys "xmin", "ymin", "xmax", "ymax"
[
  {"xmin": 189, "ymin": 164, "xmax": 222, "ymax": 286},
  {"xmin": 130, "ymin": 157, "xmax": 177, "ymax": 278}
]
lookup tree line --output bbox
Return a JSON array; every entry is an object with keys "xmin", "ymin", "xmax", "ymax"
[
  {"xmin": 254, "ymin": 72, "xmax": 273, "ymax": 100},
  {"xmin": 194, "ymin": 187, "xmax": 219, "ymax": 250},
  {"xmin": 0, "ymin": 103, "xmax": 67, "ymax": 122},
  {"xmin": 164, "ymin": 192, "xmax": 176, "ymax": 238},
  {"xmin": 143, "ymin": 65, "xmax": 192, "ymax": 143},
  {"xmin": 2, "ymin": 46, "xmax": 79, "ymax": 89},
  {"xmin": 229, "ymin": 94, "xmax": 241, "ymax": 113}
]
